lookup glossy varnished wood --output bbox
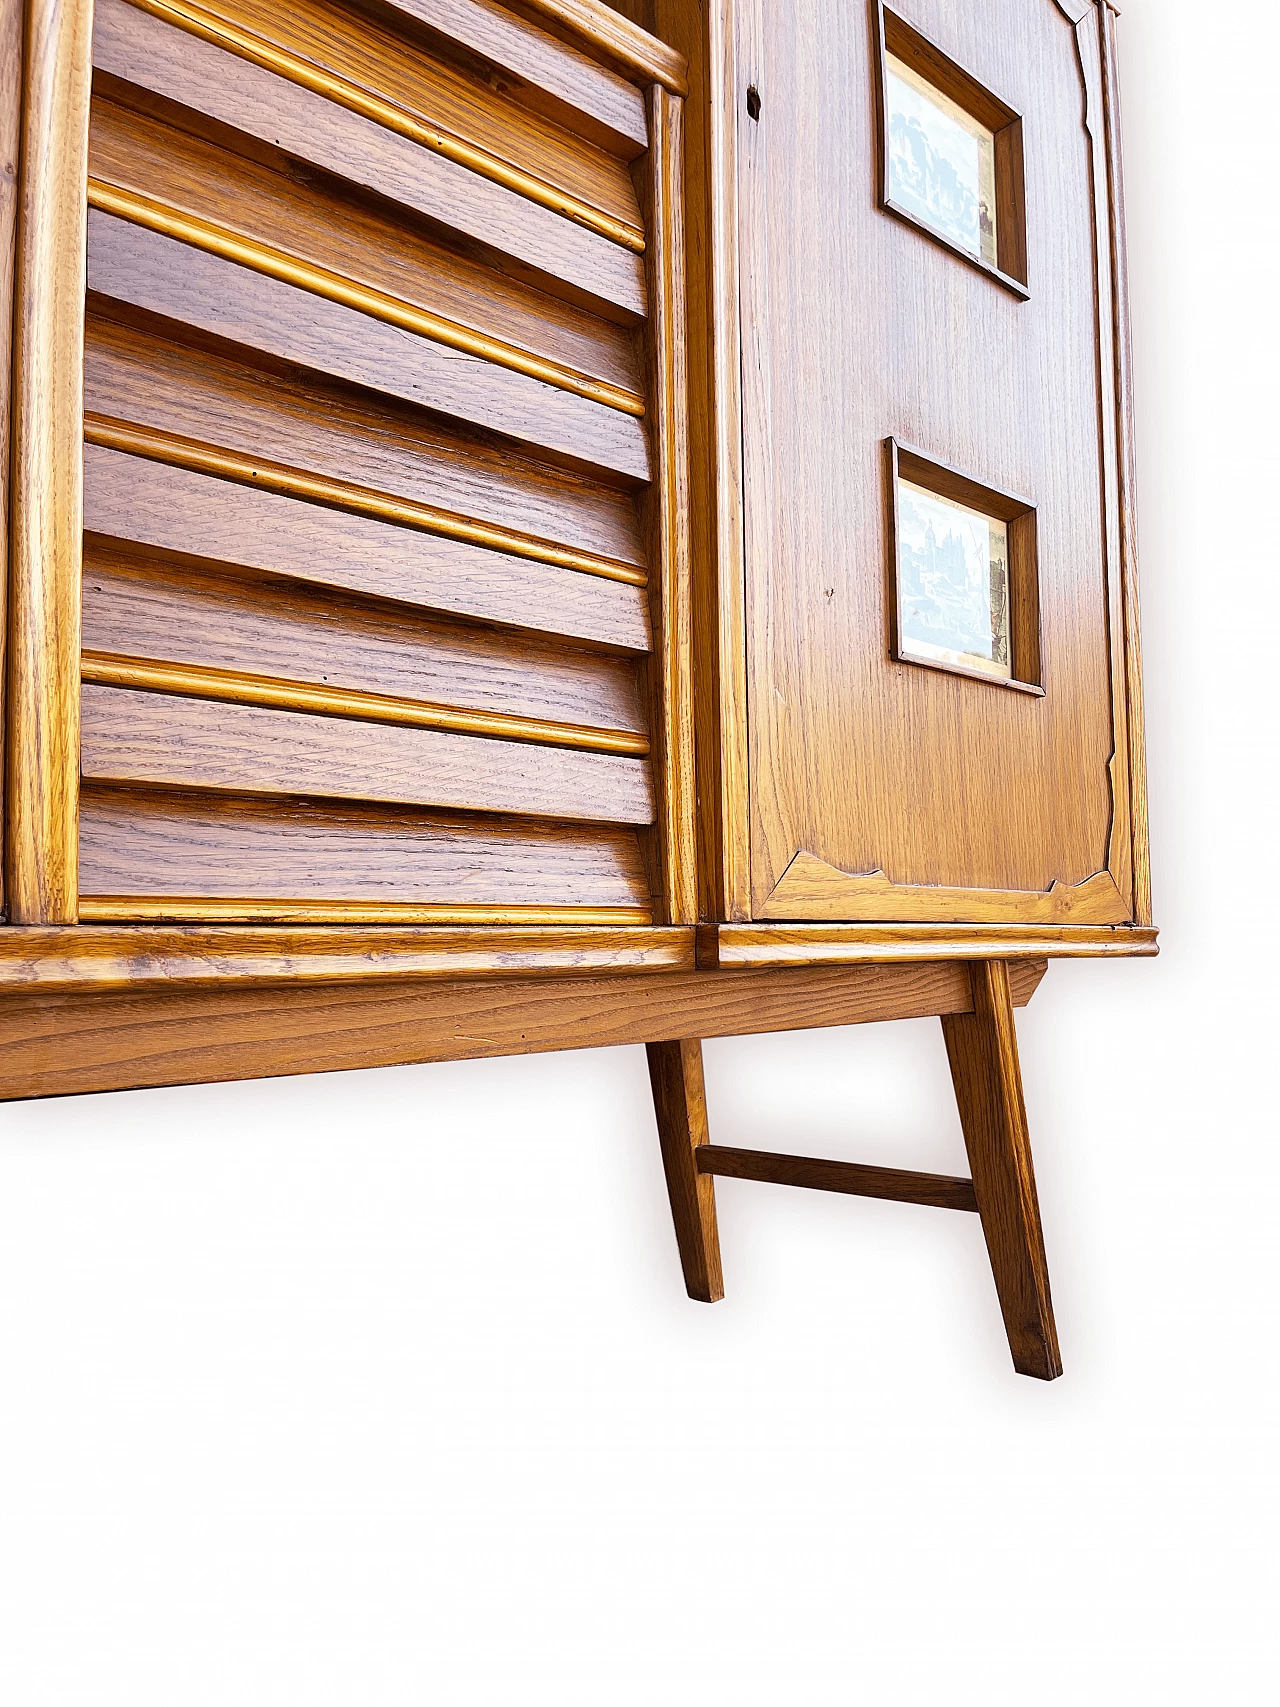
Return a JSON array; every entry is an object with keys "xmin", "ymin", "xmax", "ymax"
[
  {"xmin": 0, "ymin": 0, "xmax": 21, "ymax": 913},
  {"xmin": 81, "ymin": 541, "xmax": 648, "ymax": 744},
  {"xmin": 80, "ymin": 685, "xmax": 656, "ymax": 825},
  {"xmin": 733, "ymin": 0, "xmax": 1139, "ymax": 924},
  {"xmin": 86, "ymin": 210, "xmax": 652, "ymax": 480},
  {"xmin": 379, "ymin": 0, "xmax": 650, "ymax": 157},
  {"xmin": 91, "ymin": 0, "xmax": 648, "ymax": 318},
  {"xmin": 942, "ymin": 960, "xmax": 1062, "ymax": 1379},
  {"xmin": 646, "ymin": 1037, "xmax": 723, "ymax": 1301},
  {"xmin": 5, "ymin": 0, "xmax": 93, "ymax": 921},
  {"xmin": 0, "ymin": 955, "xmax": 1048, "ymax": 1098},
  {"xmin": 696, "ymin": 1146, "xmax": 979, "ymax": 1212},
  {"xmin": 79, "ymin": 787, "xmax": 654, "ymax": 915},
  {"xmin": 82, "ymin": 442, "xmax": 653, "ymax": 650}
]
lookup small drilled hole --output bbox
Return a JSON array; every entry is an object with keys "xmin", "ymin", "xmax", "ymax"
[{"xmin": 746, "ymin": 85, "xmax": 761, "ymax": 121}]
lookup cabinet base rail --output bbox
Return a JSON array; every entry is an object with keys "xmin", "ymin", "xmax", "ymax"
[{"xmin": 647, "ymin": 958, "xmax": 1064, "ymax": 1383}]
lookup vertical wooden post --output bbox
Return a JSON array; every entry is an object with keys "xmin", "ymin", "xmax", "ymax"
[
  {"xmin": 942, "ymin": 960, "xmax": 1062, "ymax": 1380},
  {"xmin": 638, "ymin": 83, "xmax": 697, "ymax": 926},
  {"xmin": 646, "ymin": 1037, "xmax": 724, "ymax": 1302},
  {"xmin": 5, "ymin": 0, "xmax": 92, "ymax": 923}
]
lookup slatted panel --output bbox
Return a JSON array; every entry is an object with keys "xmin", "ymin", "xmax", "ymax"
[{"xmin": 80, "ymin": 0, "xmax": 680, "ymax": 923}]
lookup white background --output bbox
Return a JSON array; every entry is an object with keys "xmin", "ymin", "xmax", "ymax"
[{"xmin": 2, "ymin": 1, "xmax": 1277, "ymax": 1701}]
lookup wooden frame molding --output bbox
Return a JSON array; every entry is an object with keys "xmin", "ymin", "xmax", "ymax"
[
  {"xmin": 699, "ymin": 920, "xmax": 1156, "ymax": 968},
  {"xmin": 5, "ymin": 0, "xmax": 94, "ymax": 923},
  {"xmin": 888, "ymin": 438, "xmax": 1043, "ymax": 696}
]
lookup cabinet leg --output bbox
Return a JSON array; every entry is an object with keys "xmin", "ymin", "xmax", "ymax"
[
  {"xmin": 646, "ymin": 1039, "xmax": 724, "ymax": 1303},
  {"xmin": 942, "ymin": 961, "xmax": 1063, "ymax": 1380}
]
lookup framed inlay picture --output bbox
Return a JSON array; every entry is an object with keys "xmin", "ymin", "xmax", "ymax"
[
  {"xmin": 873, "ymin": 2, "xmax": 1029, "ymax": 295},
  {"xmin": 887, "ymin": 440, "xmax": 1042, "ymax": 694}
]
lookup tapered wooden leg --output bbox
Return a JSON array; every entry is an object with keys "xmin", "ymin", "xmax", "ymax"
[
  {"xmin": 942, "ymin": 961, "xmax": 1063, "ymax": 1380},
  {"xmin": 646, "ymin": 1038, "xmax": 724, "ymax": 1303}
]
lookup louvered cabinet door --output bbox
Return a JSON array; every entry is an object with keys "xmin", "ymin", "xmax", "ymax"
[{"xmin": 69, "ymin": 0, "xmax": 692, "ymax": 929}]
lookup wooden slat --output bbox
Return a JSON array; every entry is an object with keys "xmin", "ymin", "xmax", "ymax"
[
  {"xmin": 87, "ymin": 210, "xmax": 652, "ymax": 480},
  {"xmin": 378, "ymin": 0, "xmax": 649, "ymax": 156},
  {"xmin": 695, "ymin": 1146, "xmax": 979, "ymax": 1212},
  {"xmin": 84, "ymin": 312, "xmax": 647, "ymax": 575},
  {"xmin": 92, "ymin": 0, "xmax": 647, "ymax": 317},
  {"xmin": 81, "ymin": 685, "xmax": 656, "ymax": 824},
  {"xmin": 89, "ymin": 93, "xmax": 645, "ymax": 413},
  {"xmin": 79, "ymin": 785, "xmax": 652, "ymax": 912},
  {"xmin": 514, "ymin": 0, "xmax": 687, "ymax": 95},
  {"xmin": 83, "ymin": 445, "xmax": 652, "ymax": 652},
  {"xmin": 82, "ymin": 653, "xmax": 651, "ymax": 756},
  {"xmin": 0, "ymin": 961, "xmax": 1052, "ymax": 1103},
  {"xmin": 139, "ymin": 0, "xmax": 646, "ymax": 247},
  {"xmin": 82, "ymin": 542, "xmax": 648, "ymax": 742},
  {"xmin": 5, "ymin": 0, "xmax": 94, "ymax": 922}
]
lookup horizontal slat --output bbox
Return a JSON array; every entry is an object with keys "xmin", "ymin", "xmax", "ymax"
[
  {"xmin": 82, "ymin": 654, "xmax": 651, "ymax": 755},
  {"xmin": 83, "ymin": 444, "xmax": 652, "ymax": 650},
  {"xmin": 93, "ymin": 0, "xmax": 647, "ymax": 317},
  {"xmin": 81, "ymin": 684, "xmax": 656, "ymax": 823},
  {"xmin": 90, "ymin": 94, "xmax": 644, "ymax": 413},
  {"xmin": 79, "ymin": 784, "xmax": 652, "ymax": 910},
  {"xmin": 377, "ymin": 0, "xmax": 648, "ymax": 156},
  {"xmin": 82, "ymin": 541, "xmax": 648, "ymax": 740},
  {"xmin": 87, "ymin": 209, "xmax": 652, "ymax": 480},
  {"xmin": 694, "ymin": 1146, "xmax": 980, "ymax": 1211},
  {"xmin": 131, "ymin": 0, "xmax": 646, "ymax": 246},
  {"xmin": 85, "ymin": 311, "xmax": 647, "ymax": 573},
  {"xmin": 518, "ymin": 0, "xmax": 687, "ymax": 95}
]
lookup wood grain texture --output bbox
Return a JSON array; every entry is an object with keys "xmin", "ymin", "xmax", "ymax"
[
  {"xmin": 89, "ymin": 92, "xmax": 645, "ymax": 411},
  {"xmin": 733, "ymin": 0, "xmax": 1133, "ymax": 918},
  {"xmin": 512, "ymin": 0, "xmax": 686, "ymax": 94},
  {"xmin": 0, "ymin": 925, "xmax": 1046, "ymax": 997},
  {"xmin": 82, "ymin": 542, "xmax": 649, "ymax": 744},
  {"xmin": 80, "ymin": 685, "xmax": 656, "ymax": 824},
  {"xmin": 83, "ymin": 312, "xmax": 648, "ymax": 579},
  {"xmin": 377, "ymin": 0, "xmax": 649, "ymax": 156},
  {"xmin": 703, "ymin": 922, "xmax": 1154, "ymax": 967},
  {"xmin": 87, "ymin": 209, "xmax": 652, "ymax": 480},
  {"xmin": 92, "ymin": 0, "xmax": 647, "ymax": 317},
  {"xmin": 79, "ymin": 785, "xmax": 653, "ymax": 912},
  {"xmin": 646, "ymin": 1037, "xmax": 723, "ymax": 1301},
  {"xmin": 696, "ymin": 1146, "xmax": 978, "ymax": 1212},
  {"xmin": 1100, "ymin": 0, "xmax": 1151, "ymax": 928},
  {"xmin": 942, "ymin": 959, "xmax": 1062, "ymax": 1380},
  {"xmin": 657, "ymin": 0, "xmax": 749, "ymax": 919},
  {"xmin": 0, "ymin": 0, "xmax": 21, "ymax": 914},
  {"xmin": 82, "ymin": 443, "xmax": 653, "ymax": 651},
  {"xmin": 5, "ymin": 0, "xmax": 93, "ymax": 922},
  {"xmin": 81, "ymin": 652, "xmax": 650, "ymax": 756},
  {"xmin": 126, "ymin": 0, "xmax": 647, "ymax": 247},
  {"xmin": 0, "ymin": 957, "xmax": 1050, "ymax": 1101},
  {"xmin": 760, "ymin": 855, "xmax": 1130, "ymax": 926},
  {"xmin": 638, "ymin": 85, "xmax": 695, "ymax": 921}
]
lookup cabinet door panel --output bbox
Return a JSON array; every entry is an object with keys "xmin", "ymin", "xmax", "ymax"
[{"xmin": 736, "ymin": 0, "xmax": 1130, "ymax": 925}]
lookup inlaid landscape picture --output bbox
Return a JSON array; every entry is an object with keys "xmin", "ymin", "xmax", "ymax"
[
  {"xmin": 897, "ymin": 480, "xmax": 1011, "ymax": 680},
  {"xmin": 885, "ymin": 53, "xmax": 997, "ymax": 265}
]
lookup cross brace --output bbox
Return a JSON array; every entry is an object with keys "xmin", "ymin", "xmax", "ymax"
[{"xmin": 646, "ymin": 958, "xmax": 1063, "ymax": 1381}]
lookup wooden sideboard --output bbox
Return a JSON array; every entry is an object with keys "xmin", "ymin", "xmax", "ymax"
[{"xmin": 0, "ymin": 0, "xmax": 1154, "ymax": 1377}]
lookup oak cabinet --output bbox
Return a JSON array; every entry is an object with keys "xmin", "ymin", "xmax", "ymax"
[{"xmin": 0, "ymin": 0, "xmax": 1155, "ymax": 1379}]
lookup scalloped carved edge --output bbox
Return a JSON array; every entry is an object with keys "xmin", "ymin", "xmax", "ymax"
[{"xmin": 759, "ymin": 852, "xmax": 1131, "ymax": 925}]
